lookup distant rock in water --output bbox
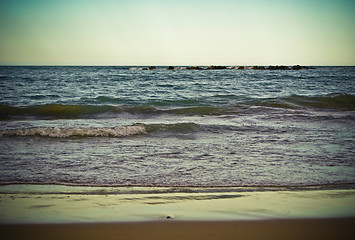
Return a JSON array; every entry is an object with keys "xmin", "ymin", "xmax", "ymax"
[
  {"xmin": 186, "ymin": 66, "xmax": 204, "ymax": 70},
  {"xmin": 130, "ymin": 65, "xmax": 311, "ymax": 71},
  {"xmin": 267, "ymin": 65, "xmax": 289, "ymax": 70},
  {"xmin": 280, "ymin": 66, "xmax": 290, "ymax": 70},
  {"xmin": 252, "ymin": 66, "xmax": 266, "ymax": 70},
  {"xmin": 207, "ymin": 65, "xmax": 227, "ymax": 70},
  {"xmin": 267, "ymin": 66, "xmax": 277, "ymax": 70},
  {"xmin": 292, "ymin": 65, "xmax": 309, "ymax": 70}
]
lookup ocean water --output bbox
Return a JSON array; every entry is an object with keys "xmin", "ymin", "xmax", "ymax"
[{"xmin": 0, "ymin": 66, "xmax": 354, "ymax": 187}]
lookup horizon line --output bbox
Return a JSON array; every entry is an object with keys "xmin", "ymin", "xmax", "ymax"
[{"xmin": 1, "ymin": 64, "xmax": 354, "ymax": 67}]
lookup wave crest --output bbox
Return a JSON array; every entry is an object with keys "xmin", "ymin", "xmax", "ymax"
[
  {"xmin": 0, "ymin": 123, "xmax": 204, "ymax": 138},
  {"xmin": 0, "ymin": 125, "xmax": 147, "ymax": 138}
]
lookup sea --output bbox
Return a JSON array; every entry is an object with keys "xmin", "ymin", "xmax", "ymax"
[{"xmin": 0, "ymin": 66, "xmax": 354, "ymax": 188}]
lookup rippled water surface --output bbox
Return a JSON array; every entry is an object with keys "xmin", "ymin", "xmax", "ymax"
[{"xmin": 0, "ymin": 66, "xmax": 354, "ymax": 187}]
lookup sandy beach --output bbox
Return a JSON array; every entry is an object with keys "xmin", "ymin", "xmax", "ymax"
[
  {"xmin": 1, "ymin": 185, "xmax": 355, "ymax": 223},
  {"xmin": 2, "ymin": 218, "xmax": 354, "ymax": 240},
  {"xmin": 1, "ymin": 185, "xmax": 355, "ymax": 239}
]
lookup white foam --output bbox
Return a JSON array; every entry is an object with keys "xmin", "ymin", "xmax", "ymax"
[{"xmin": 0, "ymin": 125, "xmax": 147, "ymax": 138}]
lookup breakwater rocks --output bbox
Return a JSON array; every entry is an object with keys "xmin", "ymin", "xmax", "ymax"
[{"xmin": 130, "ymin": 65, "xmax": 311, "ymax": 71}]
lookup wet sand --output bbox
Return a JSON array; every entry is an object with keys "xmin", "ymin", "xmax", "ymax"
[
  {"xmin": 1, "ymin": 186, "xmax": 355, "ymax": 223},
  {"xmin": 1, "ymin": 185, "xmax": 355, "ymax": 239}
]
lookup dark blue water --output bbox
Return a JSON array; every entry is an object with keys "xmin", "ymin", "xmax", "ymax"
[{"xmin": 0, "ymin": 66, "xmax": 354, "ymax": 187}]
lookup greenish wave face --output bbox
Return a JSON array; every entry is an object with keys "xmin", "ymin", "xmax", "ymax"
[{"xmin": 1, "ymin": 93, "xmax": 354, "ymax": 120}]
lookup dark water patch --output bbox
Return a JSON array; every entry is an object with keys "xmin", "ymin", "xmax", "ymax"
[
  {"xmin": 151, "ymin": 99, "xmax": 204, "ymax": 107},
  {"xmin": 144, "ymin": 122, "xmax": 202, "ymax": 134},
  {"xmin": 0, "ymin": 104, "xmax": 114, "ymax": 119},
  {"xmin": 0, "ymin": 104, "xmax": 235, "ymax": 119},
  {"xmin": 168, "ymin": 106, "xmax": 230, "ymax": 115},
  {"xmin": 30, "ymin": 94, "xmax": 61, "ymax": 100},
  {"xmin": 259, "ymin": 93, "xmax": 355, "ymax": 111}
]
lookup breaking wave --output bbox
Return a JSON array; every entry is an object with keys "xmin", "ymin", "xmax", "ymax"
[
  {"xmin": 0, "ymin": 123, "xmax": 203, "ymax": 138},
  {"xmin": 0, "ymin": 125, "xmax": 147, "ymax": 138}
]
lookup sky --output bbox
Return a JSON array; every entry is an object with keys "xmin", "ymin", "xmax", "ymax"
[{"xmin": 0, "ymin": 0, "xmax": 354, "ymax": 66}]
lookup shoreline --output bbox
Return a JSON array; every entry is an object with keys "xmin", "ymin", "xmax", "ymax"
[{"xmin": 0, "ymin": 182, "xmax": 355, "ymax": 190}]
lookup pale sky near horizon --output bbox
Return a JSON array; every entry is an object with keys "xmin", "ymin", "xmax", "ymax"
[{"xmin": 0, "ymin": 0, "xmax": 354, "ymax": 66}]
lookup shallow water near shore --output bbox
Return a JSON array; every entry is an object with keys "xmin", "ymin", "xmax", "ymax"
[{"xmin": 0, "ymin": 66, "xmax": 354, "ymax": 187}]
